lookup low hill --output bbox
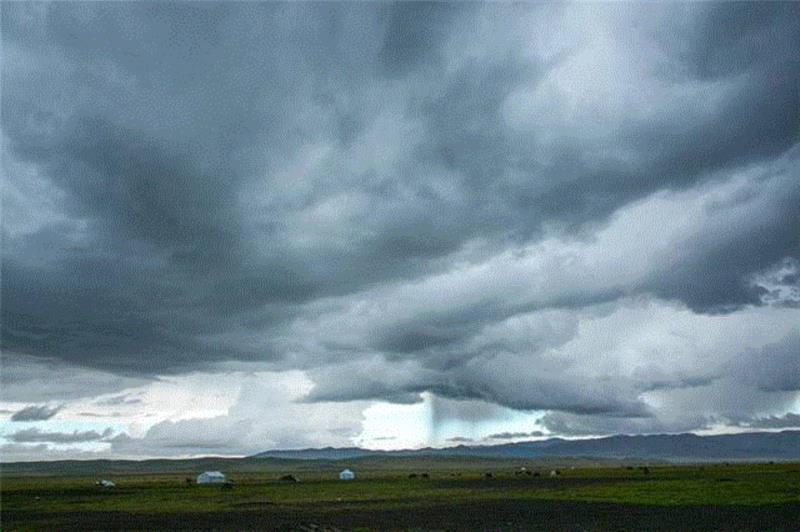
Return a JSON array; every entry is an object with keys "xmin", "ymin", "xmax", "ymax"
[{"xmin": 253, "ymin": 430, "xmax": 800, "ymax": 462}]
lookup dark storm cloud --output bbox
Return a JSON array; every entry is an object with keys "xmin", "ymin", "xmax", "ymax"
[
  {"xmin": 1, "ymin": 355, "xmax": 149, "ymax": 402},
  {"xmin": 10, "ymin": 404, "xmax": 63, "ymax": 422},
  {"xmin": 2, "ymin": 2, "xmax": 799, "ymax": 428},
  {"xmin": 378, "ymin": 2, "xmax": 459, "ymax": 76}
]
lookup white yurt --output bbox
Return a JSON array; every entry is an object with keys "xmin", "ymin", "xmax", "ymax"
[
  {"xmin": 197, "ymin": 471, "xmax": 226, "ymax": 484},
  {"xmin": 339, "ymin": 468, "xmax": 355, "ymax": 480}
]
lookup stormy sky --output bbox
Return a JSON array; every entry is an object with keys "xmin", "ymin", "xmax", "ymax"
[{"xmin": 1, "ymin": 2, "xmax": 799, "ymax": 460}]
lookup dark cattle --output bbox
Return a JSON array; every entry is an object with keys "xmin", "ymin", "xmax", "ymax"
[
  {"xmin": 484, "ymin": 472, "xmax": 493, "ymax": 479},
  {"xmin": 421, "ymin": 473, "xmax": 429, "ymax": 479},
  {"xmin": 408, "ymin": 473, "xmax": 418, "ymax": 479},
  {"xmin": 279, "ymin": 475, "xmax": 299, "ymax": 482}
]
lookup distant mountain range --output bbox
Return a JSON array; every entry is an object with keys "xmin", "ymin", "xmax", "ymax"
[{"xmin": 253, "ymin": 430, "xmax": 800, "ymax": 462}]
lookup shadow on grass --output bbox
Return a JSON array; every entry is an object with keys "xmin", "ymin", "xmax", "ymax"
[{"xmin": 5, "ymin": 499, "xmax": 800, "ymax": 531}]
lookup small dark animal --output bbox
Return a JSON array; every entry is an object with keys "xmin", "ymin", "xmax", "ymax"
[
  {"xmin": 421, "ymin": 473, "xmax": 429, "ymax": 479},
  {"xmin": 185, "ymin": 478, "xmax": 193, "ymax": 485},
  {"xmin": 484, "ymin": 472, "xmax": 493, "ymax": 479},
  {"xmin": 533, "ymin": 472, "xmax": 540, "ymax": 477},
  {"xmin": 642, "ymin": 467, "xmax": 650, "ymax": 475},
  {"xmin": 408, "ymin": 473, "xmax": 418, "ymax": 479},
  {"xmin": 525, "ymin": 470, "xmax": 532, "ymax": 476},
  {"xmin": 221, "ymin": 481, "xmax": 235, "ymax": 490},
  {"xmin": 279, "ymin": 474, "xmax": 299, "ymax": 482}
]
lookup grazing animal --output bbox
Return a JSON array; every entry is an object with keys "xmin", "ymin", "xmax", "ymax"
[
  {"xmin": 421, "ymin": 473, "xmax": 429, "ymax": 479},
  {"xmin": 484, "ymin": 472, "xmax": 493, "ymax": 479},
  {"xmin": 408, "ymin": 473, "xmax": 418, "ymax": 479},
  {"xmin": 279, "ymin": 474, "xmax": 299, "ymax": 482}
]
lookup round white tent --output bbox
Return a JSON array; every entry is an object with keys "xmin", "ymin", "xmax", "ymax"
[
  {"xmin": 339, "ymin": 468, "xmax": 355, "ymax": 480},
  {"xmin": 197, "ymin": 471, "xmax": 226, "ymax": 484}
]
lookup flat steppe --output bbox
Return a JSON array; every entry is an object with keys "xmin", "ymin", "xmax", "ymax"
[{"xmin": 2, "ymin": 457, "xmax": 799, "ymax": 530}]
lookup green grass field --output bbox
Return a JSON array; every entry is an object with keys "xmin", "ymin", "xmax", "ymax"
[{"xmin": 2, "ymin": 458, "xmax": 799, "ymax": 530}]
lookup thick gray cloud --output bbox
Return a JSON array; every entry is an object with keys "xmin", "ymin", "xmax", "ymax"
[
  {"xmin": 727, "ymin": 334, "xmax": 800, "ymax": 393},
  {"xmin": 10, "ymin": 404, "xmax": 63, "ymax": 422},
  {"xmin": 7, "ymin": 427, "xmax": 113, "ymax": 444},
  {"xmin": 2, "ymin": 2, "xmax": 799, "ymax": 452},
  {"xmin": 1, "ymin": 355, "xmax": 149, "ymax": 402}
]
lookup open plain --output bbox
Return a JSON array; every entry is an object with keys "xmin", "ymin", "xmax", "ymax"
[{"xmin": 3, "ymin": 457, "xmax": 799, "ymax": 530}]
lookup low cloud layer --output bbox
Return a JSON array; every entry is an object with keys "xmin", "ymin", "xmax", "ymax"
[
  {"xmin": 2, "ymin": 2, "xmax": 798, "ymax": 459},
  {"xmin": 488, "ymin": 432, "xmax": 545, "ymax": 441},
  {"xmin": 10, "ymin": 405, "xmax": 63, "ymax": 422},
  {"xmin": 8, "ymin": 427, "xmax": 114, "ymax": 444}
]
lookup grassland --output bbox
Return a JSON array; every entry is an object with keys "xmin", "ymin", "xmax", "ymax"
[{"xmin": 2, "ymin": 457, "xmax": 799, "ymax": 530}]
